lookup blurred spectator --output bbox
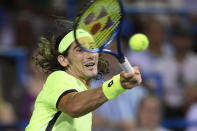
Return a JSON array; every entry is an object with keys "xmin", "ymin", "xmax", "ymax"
[
  {"xmin": 23, "ymin": 51, "xmax": 47, "ymax": 120},
  {"xmin": 0, "ymin": 5, "xmax": 26, "ymax": 128},
  {"xmin": 134, "ymin": 95, "xmax": 170, "ymax": 131},
  {"xmin": 185, "ymin": 83, "xmax": 197, "ymax": 131},
  {"xmin": 0, "ymin": 0, "xmax": 57, "ymax": 127},
  {"xmin": 0, "ymin": 79, "xmax": 16, "ymax": 130},
  {"xmin": 0, "ymin": 57, "xmax": 25, "ymax": 121},
  {"xmin": 154, "ymin": 23, "xmax": 197, "ymax": 126}
]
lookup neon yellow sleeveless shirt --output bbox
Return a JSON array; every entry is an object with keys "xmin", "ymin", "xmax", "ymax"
[{"xmin": 26, "ymin": 71, "xmax": 92, "ymax": 131}]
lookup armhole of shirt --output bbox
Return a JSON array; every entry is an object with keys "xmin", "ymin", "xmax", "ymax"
[
  {"xmin": 45, "ymin": 89, "xmax": 78, "ymax": 131},
  {"xmin": 45, "ymin": 111, "xmax": 61, "ymax": 131},
  {"xmin": 56, "ymin": 89, "xmax": 78, "ymax": 109}
]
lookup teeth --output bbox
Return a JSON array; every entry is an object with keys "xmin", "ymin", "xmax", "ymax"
[{"xmin": 85, "ymin": 63, "xmax": 95, "ymax": 67}]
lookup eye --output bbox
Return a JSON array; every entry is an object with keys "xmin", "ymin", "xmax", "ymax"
[{"xmin": 76, "ymin": 47, "xmax": 83, "ymax": 52}]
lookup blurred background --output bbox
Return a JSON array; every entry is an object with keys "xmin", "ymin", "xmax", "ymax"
[{"xmin": 0, "ymin": 0, "xmax": 197, "ymax": 131}]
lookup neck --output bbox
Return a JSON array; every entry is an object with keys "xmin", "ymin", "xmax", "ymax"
[
  {"xmin": 66, "ymin": 70, "xmax": 91, "ymax": 89},
  {"xmin": 78, "ymin": 77, "xmax": 91, "ymax": 89}
]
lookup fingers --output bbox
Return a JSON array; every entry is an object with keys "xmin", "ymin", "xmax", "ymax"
[
  {"xmin": 120, "ymin": 66, "xmax": 142, "ymax": 89},
  {"xmin": 133, "ymin": 66, "xmax": 140, "ymax": 74},
  {"xmin": 120, "ymin": 66, "xmax": 140, "ymax": 80},
  {"xmin": 121, "ymin": 76, "xmax": 142, "ymax": 89},
  {"xmin": 120, "ymin": 66, "xmax": 140, "ymax": 78},
  {"xmin": 120, "ymin": 74, "xmax": 138, "ymax": 83}
]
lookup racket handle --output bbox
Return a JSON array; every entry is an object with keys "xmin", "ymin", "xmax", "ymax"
[{"xmin": 119, "ymin": 57, "xmax": 134, "ymax": 72}]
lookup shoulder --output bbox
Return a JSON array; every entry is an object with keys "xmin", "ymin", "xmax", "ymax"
[
  {"xmin": 47, "ymin": 71, "xmax": 76, "ymax": 82},
  {"xmin": 48, "ymin": 71, "xmax": 72, "ymax": 78},
  {"xmin": 43, "ymin": 71, "xmax": 77, "ymax": 89}
]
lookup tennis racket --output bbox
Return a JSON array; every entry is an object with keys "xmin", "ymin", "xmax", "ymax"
[{"xmin": 73, "ymin": 0, "xmax": 134, "ymax": 72}]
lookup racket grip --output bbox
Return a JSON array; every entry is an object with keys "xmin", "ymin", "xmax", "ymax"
[{"xmin": 119, "ymin": 57, "xmax": 134, "ymax": 72}]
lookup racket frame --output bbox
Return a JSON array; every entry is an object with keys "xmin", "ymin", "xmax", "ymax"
[{"xmin": 73, "ymin": 0, "xmax": 134, "ymax": 72}]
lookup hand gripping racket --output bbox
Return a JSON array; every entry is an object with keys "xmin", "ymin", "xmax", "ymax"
[{"xmin": 73, "ymin": 0, "xmax": 134, "ymax": 72}]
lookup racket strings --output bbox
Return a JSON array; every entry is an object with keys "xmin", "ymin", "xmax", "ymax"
[
  {"xmin": 94, "ymin": 22, "xmax": 119, "ymax": 47},
  {"xmin": 76, "ymin": 0, "xmax": 122, "ymax": 50},
  {"xmin": 93, "ymin": 13, "xmax": 121, "ymax": 47},
  {"xmin": 89, "ymin": 13, "xmax": 120, "ymax": 47},
  {"xmin": 95, "ymin": 3, "xmax": 121, "ymax": 47}
]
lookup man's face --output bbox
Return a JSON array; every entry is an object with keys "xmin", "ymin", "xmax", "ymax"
[
  {"xmin": 65, "ymin": 42, "xmax": 99, "ymax": 80},
  {"xmin": 139, "ymin": 99, "xmax": 160, "ymax": 128}
]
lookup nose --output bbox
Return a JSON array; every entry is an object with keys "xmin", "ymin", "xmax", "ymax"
[{"xmin": 86, "ymin": 52, "xmax": 98, "ymax": 59}]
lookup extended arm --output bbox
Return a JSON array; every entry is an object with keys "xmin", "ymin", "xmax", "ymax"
[{"xmin": 58, "ymin": 66, "xmax": 142, "ymax": 118}]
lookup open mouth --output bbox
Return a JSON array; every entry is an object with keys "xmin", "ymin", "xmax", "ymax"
[{"xmin": 84, "ymin": 62, "xmax": 95, "ymax": 67}]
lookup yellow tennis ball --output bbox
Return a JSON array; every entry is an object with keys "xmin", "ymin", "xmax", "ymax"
[{"xmin": 129, "ymin": 33, "xmax": 149, "ymax": 52}]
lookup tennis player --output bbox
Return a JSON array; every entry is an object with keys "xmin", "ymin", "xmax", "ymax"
[{"xmin": 25, "ymin": 27, "xmax": 142, "ymax": 131}]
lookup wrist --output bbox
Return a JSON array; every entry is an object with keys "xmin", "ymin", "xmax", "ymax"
[{"xmin": 102, "ymin": 74, "xmax": 127, "ymax": 100}]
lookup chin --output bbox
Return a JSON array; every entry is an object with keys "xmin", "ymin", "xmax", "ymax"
[
  {"xmin": 86, "ymin": 70, "xmax": 98, "ymax": 78},
  {"xmin": 88, "ymin": 72, "xmax": 98, "ymax": 78}
]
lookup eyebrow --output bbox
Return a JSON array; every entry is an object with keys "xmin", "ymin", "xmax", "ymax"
[{"xmin": 73, "ymin": 45, "xmax": 80, "ymax": 50}]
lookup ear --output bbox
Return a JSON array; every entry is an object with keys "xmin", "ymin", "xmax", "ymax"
[{"xmin": 57, "ymin": 55, "xmax": 69, "ymax": 67}]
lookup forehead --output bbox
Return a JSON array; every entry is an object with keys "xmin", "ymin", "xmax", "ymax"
[
  {"xmin": 70, "ymin": 41, "xmax": 78, "ymax": 49},
  {"xmin": 68, "ymin": 42, "xmax": 84, "ymax": 53},
  {"xmin": 70, "ymin": 36, "xmax": 95, "ymax": 49},
  {"xmin": 68, "ymin": 41, "xmax": 85, "ymax": 52}
]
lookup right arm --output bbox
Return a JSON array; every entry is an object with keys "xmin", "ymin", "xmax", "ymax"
[{"xmin": 58, "ymin": 66, "xmax": 142, "ymax": 118}]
